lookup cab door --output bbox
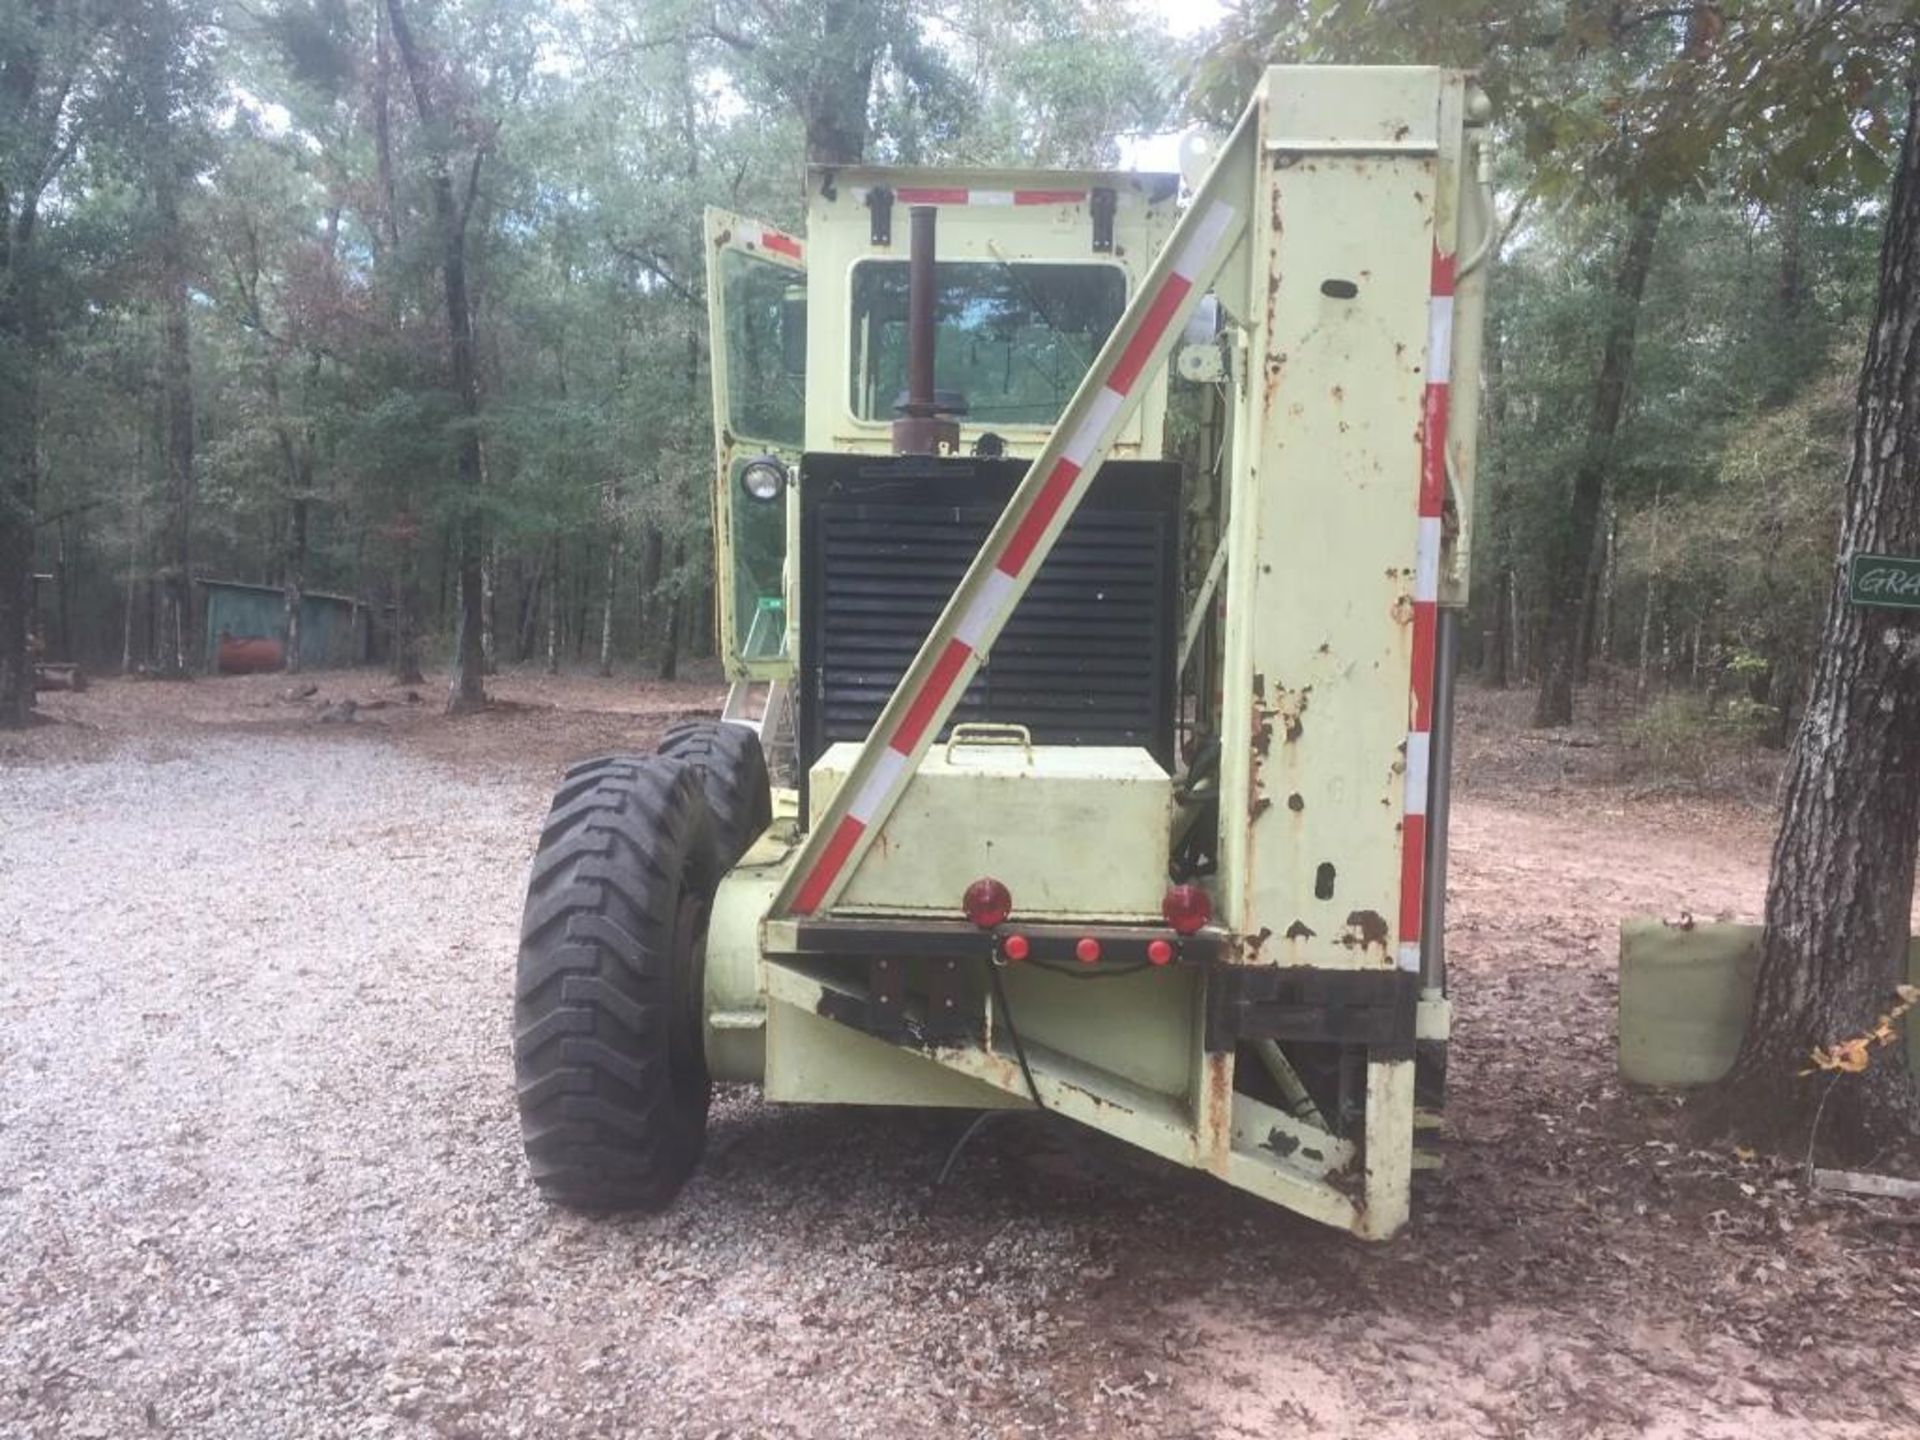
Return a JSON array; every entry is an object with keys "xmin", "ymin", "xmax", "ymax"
[{"xmin": 704, "ymin": 209, "xmax": 806, "ymax": 680}]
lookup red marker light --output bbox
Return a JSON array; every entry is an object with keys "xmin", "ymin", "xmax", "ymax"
[
  {"xmin": 1075, "ymin": 937, "xmax": 1102, "ymax": 965},
  {"xmin": 1002, "ymin": 933, "xmax": 1030, "ymax": 962},
  {"xmin": 1162, "ymin": 884, "xmax": 1212, "ymax": 936},
  {"xmin": 1147, "ymin": 938, "xmax": 1175, "ymax": 966},
  {"xmin": 963, "ymin": 877, "xmax": 1012, "ymax": 929}
]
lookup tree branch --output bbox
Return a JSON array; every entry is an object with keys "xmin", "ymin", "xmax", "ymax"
[{"xmin": 609, "ymin": 240, "xmax": 700, "ymax": 304}]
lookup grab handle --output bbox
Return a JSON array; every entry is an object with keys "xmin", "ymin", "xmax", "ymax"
[{"xmin": 944, "ymin": 722, "xmax": 1034, "ymax": 764}]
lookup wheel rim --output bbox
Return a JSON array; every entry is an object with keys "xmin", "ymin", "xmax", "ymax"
[{"xmin": 666, "ymin": 887, "xmax": 710, "ymax": 1113}]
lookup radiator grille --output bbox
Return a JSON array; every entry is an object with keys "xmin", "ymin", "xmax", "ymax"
[{"xmin": 799, "ymin": 457, "xmax": 1178, "ymax": 771}]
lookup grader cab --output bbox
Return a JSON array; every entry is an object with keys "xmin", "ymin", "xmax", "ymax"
[{"xmin": 514, "ymin": 66, "xmax": 1494, "ymax": 1239}]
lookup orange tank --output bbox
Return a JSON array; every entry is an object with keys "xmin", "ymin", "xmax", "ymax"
[{"xmin": 216, "ymin": 635, "xmax": 285, "ymax": 674}]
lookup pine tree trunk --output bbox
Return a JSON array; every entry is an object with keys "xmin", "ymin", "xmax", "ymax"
[
  {"xmin": 1639, "ymin": 488, "xmax": 1668, "ymax": 702},
  {"xmin": 0, "ymin": 253, "xmax": 38, "ymax": 723},
  {"xmin": 1599, "ymin": 506, "xmax": 1619, "ymax": 663},
  {"xmin": 1574, "ymin": 551, "xmax": 1602, "ymax": 687},
  {"xmin": 154, "ymin": 169, "xmax": 196, "ymax": 678},
  {"xmin": 1535, "ymin": 195, "xmax": 1664, "ymax": 726},
  {"xmin": 481, "ymin": 540, "xmax": 497, "ymax": 675},
  {"xmin": 518, "ymin": 546, "xmax": 545, "ymax": 663},
  {"xmin": 658, "ymin": 542, "xmax": 683, "ymax": 681},
  {"xmin": 390, "ymin": 524, "xmax": 425, "ymax": 684},
  {"xmin": 284, "ymin": 496, "xmax": 307, "ymax": 674},
  {"xmin": 598, "ymin": 535, "xmax": 619, "ymax": 678},
  {"xmin": 544, "ymin": 538, "xmax": 560, "ymax": 675},
  {"xmin": 1716, "ymin": 70, "xmax": 1920, "ymax": 1155},
  {"xmin": 1486, "ymin": 567, "xmax": 1511, "ymax": 689},
  {"xmin": 385, "ymin": 0, "xmax": 486, "ymax": 716}
]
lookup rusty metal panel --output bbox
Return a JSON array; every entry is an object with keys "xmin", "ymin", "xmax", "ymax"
[{"xmin": 1216, "ymin": 70, "xmax": 1456, "ymax": 976}]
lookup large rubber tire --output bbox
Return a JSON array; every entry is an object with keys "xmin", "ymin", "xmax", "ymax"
[
  {"xmin": 515, "ymin": 756, "xmax": 717, "ymax": 1211},
  {"xmin": 657, "ymin": 720, "xmax": 772, "ymax": 867}
]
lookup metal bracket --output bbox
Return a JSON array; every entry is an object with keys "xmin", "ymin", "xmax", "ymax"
[
  {"xmin": 868, "ymin": 955, "xmax": 907, "ymax": 1039},
  {"xmin": 1090, "ymin": 187, "xmax": 1116, "ymax": 253},
  {"xmin": 865, "ymin": 184, "xmax": 894, "ymax": 247},
  {"xmin": 924, "ymin": 955, "xmax": 971, "ymax": 1045}
]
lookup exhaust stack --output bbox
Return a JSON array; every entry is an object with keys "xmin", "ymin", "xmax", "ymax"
[{"xmin": 891, "ymin": 206, "xmax": 961, "ymax": 455}]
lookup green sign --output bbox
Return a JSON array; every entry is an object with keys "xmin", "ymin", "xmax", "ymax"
[{"xmin": 1849, "ymin": 553, "xmax": 1920, "ymax": 611}]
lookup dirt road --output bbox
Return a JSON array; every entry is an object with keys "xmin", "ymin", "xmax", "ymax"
[{"xmin": 3, "ymin": 675, "xmax": 1917, "ymax": 1438}]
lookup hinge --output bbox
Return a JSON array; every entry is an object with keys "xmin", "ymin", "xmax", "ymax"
[
  {"xmin": 865, "ymin": 185, "xmax": 894, "ymax": 247},
  {"xmin": 1090, "ymin": 187, "xmax": 1116, "ymax": 253}
]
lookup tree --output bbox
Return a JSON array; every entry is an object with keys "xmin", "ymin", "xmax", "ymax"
[
  {"xmin": 707, "ymin": 0, "xmax": 941, "ymax": 166},
  {"xmin": 383, "ymin": 0, "xmax": 490, "ymax": 713},
  {"xmin": 124, "ymin": 0, "xmax": 216, "ymax": 677},
  {"xmin": 1196, "ymin": 2, "xmax": 1731, "ymax": 726},
  {"xmin": 1717, "ymin": 56, "xmax": 1920, "ymax": 1154},
  {"xmin": 1529, "ymin": 5, "xmax": 1727, "ymax": 726},
  {"xmin": 0, "ymin": 0, "xmax": 104, "ymax": 726}
]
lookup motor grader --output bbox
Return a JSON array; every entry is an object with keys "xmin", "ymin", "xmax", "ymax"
[{"xmin": 513, "ymin": 66, "xmax": 1494, "ymax": 1240}]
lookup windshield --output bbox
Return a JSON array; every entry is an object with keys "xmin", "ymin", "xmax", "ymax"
[{"xmin": 849, "ymin": 260, "xmax": 1127, "ymax": 428}]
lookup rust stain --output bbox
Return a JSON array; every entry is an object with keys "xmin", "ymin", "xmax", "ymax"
[
  {"xmin": 1202, "ymin": 1051, "xmax": 1234, "ymax": 1167},
  {"xmin": 1327, "ymin": 1160, "xmax": 1366, "ymax": 1201},
  {"xmin": 1249, "ymin": 671, "xmax": 1276, "ymax": 821},
  {"xmin": 1341, "ymin": 909, "xmax": 1390, "ymax": 953},
  {"xmin": 1276, "ymin": 685, "xmax": 1311, "ymax": 743}
]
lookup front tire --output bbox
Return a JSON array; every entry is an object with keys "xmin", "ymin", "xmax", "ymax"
[
  {"xmin": 657, "ymin": 720, "xmax": 772, "ymax": 866},
  {"xmin": 515, "ymin": 756, "xmax": 716, "ymax": 1210}
]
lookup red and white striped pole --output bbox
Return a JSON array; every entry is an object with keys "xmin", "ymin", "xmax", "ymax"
[{"xmin": 1398, "ymin": 245, "xmax": 1454, "ymax": 974}]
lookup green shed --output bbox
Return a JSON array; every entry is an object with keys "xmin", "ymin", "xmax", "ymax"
[{"xmin": 199, "ymin": 580, "xmax": 368, "ymax": 671}]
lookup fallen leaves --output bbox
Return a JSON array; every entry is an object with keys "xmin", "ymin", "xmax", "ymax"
[{"xmin": 1804, "ymin": 985, "xmax": 1920, "ymax": 1075}]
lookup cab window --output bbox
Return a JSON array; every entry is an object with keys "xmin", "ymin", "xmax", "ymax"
[
  {"xmin": 722, "ymin": 249, "xmax": 806, "ymax": 447},
  {"xmin": 848, "ymin": 261, "xmax": 1127, "ymax": 428}
]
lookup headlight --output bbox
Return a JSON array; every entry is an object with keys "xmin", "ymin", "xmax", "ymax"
[{"xmin": 739, "ymin": 456, "xmax": 788, "ymax": 502}]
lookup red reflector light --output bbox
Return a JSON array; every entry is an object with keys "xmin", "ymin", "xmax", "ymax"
[
  {"xmin": 1075, "ymin": 937, "xmax": 1101, "ymax": 965},
  {"xmin": 1002, "ymin": 933, "xmax": 1030, "ymax": 962},
  {"xmin": 1147, "ymin": 938, "xmax": 1174, "ymax": 966},
  {"xmin": 963, "ymin": 877, "xmax": 1012, "ymax": 929},
  {"xmin": 1163, "ymin": 884, "xmax": 1212, "ymax": 935}
]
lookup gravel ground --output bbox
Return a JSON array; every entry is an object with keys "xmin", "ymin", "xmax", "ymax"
[
  {"xmin": 5, "ymin": 678, "xmax": 1919, "ymax": 1438},
  {"xmin": 0, "ymin": 725, "xmax": 1180, "ymax": 1439}
]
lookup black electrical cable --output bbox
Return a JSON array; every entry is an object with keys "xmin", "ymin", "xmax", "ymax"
[
  {"xmin": 933, "ymin": 1109, "xmax": 1004, "ymax": 1190},
  {"xmin": 930, "ymin": 961, "xmax": 1045, "ymax": 1199},
  {"xmin": 987, "ymin": 957, "xmax": 1046, "ymax": 1113},
  {"xmin": 934, "ymin": 953, "xmax": 1163, "ymax": 1194}
]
